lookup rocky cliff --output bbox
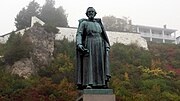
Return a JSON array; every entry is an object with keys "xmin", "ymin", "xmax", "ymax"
[{"xmin": 10, "ymin": 25, "xmax": 55, "ymax": 78}]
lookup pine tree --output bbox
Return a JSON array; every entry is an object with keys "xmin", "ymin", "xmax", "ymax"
[
  {"xmin": 15, "ymin": 0, "xmax": 40, "ymax": 30},
  {"xmin": 55, "ymin": 6, "xmax": 68, "ymax": 27},
  {"xmin": 40, "ymin": 0, "xmax": 68, "ymax": 27},
  {"xmin": 102, "ymin": 16, "xmax": 133, "ymax": 32},
  {"xmin": 15, "ymin": 0, "xmax": 68, "ymax": 29}
]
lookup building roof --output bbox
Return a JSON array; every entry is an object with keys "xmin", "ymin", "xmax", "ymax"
[{"xmin": 0, "ymin": 32, "xmax": 11, "ymax": 37}]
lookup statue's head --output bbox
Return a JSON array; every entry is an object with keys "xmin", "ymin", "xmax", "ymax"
[{"xmin": 86, "ymin": 7, "xmax": 97, "ymax": 19}]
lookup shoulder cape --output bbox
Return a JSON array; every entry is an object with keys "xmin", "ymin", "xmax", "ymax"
[{"xmin": 77, "ymin": 18, "xmax": 110, "ymax": 46}]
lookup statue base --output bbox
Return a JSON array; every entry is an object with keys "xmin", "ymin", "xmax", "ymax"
[{"xmin": 76, "ymin": 89, "xmax": 115, "ymax": 101}]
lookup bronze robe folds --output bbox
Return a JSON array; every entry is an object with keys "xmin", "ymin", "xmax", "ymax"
[{"xmin": 76, "ymin": 18, "xmax": 110, "ymax": 89}]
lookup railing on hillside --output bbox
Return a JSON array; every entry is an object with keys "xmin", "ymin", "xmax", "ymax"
[{"xmin": 141, "ymin": 33, "xmax": 175, "ymax": 40}]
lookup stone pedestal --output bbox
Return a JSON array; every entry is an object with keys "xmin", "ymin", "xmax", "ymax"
[{"xmin": 76, "ymin": 89, "xmax": 115, "ymax": 101}]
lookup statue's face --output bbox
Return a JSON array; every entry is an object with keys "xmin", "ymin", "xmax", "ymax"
[{"xmin": 87, "ymin": 8, "xmax": 96, "ymax": 19}]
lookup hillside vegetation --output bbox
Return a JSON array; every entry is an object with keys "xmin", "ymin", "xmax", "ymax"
[{"xmin": 0, "ymin": 37, "xmax": 179, "ymax": 101}]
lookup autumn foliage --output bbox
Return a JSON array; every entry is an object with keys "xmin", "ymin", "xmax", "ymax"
[{"xmin": 0, "ymin": 38, "xmax": 180, "ymax": 101}]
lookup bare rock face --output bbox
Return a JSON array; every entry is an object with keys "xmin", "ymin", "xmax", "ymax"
[
  {"xmin": 26, "ymin": 25, "xmax": 55, "ymax": 68},
  {"xmin": 10, "ymin": 25, "xmax": 55, "ymax": 78},
  {"xmin": 11, "ymin": 58, "xmax": 35, "ymax": 79}
]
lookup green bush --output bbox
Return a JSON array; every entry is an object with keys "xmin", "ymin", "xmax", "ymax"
[
  {"xmin": 43, "ymin": 23, "xmax": 59, "ymax": 34},
  {"xmin": 3, "ymin": 32, "xmax": 32, "ymax": 65}
]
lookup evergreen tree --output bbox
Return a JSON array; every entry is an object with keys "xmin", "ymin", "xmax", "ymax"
[
  {"xmin": 15, "ymin": 0, "xmax": 68, "ymax": 29},
  {"xmin": 4, "ymin": 32, "xmax": 32, "ymax": 65},
  {"xmin": 55, "ymin": 6, "xmax": 68, "ymax": 27},
  {"xmin": 15, "ymin": 8, "xmax": 28, "ymax": 30},
  {"xmin": 40, "ymin": 0, "xmax": 68, "ymax": 27},
  {"xmin": 102, "ymin": 16, "xmax": 134, "ymax": 32},
  {"xmin": 15, "ymin": 0, "xmax": 40, "ymax": 30}
]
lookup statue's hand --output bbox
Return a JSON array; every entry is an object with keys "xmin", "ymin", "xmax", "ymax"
[
  {"xmin": 106, "ymin": 48, "xmax": 110, "ymax": 52},
  {"xmin": 78, "ymin": 45, "xmax": 89, "ymax": 55},
  {"xmin": 78, "ymin": 44, "xmax": 85, "ymax": 52}
]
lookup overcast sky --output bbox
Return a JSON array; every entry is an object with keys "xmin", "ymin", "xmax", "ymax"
[{"xmin": 0, "ymin": 0, "xmax": 180, "ymax": 36}]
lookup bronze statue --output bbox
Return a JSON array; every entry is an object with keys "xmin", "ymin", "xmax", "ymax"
[{"xmin": 76, "ymin": 7, "xmax": 111, "ymax": 89}]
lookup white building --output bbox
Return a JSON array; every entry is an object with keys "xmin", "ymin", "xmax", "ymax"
[
  {"xmin": 135, "ymin": 25, "xmax": 177, "ymax": 44},
  {"xmin": 0, "ymin": 16, "xmax": 44, "ymax": 43},
  {"xmin": 0, "ymin": 16, "xmax": 148, "ymax": 49},
  {"xmin": 56, "ymin": 27, "xmax": 148, "ymax": 50}
]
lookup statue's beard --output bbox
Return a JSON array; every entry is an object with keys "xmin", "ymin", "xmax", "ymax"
[
  {"xmin": 88, "ymin": 15, "xmax": 95, "ymax": 20},
  {"xmin": 88, "ymin": 14, "xmax": 94, "ymax": 19}
]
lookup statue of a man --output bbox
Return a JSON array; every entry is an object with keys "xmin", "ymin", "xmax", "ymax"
[{"xmin": 76, "ymin": 7, "xmax": 111, "ymax": 89}]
